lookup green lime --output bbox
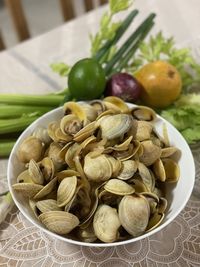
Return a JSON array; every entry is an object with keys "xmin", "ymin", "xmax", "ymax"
[{"xmin": 68, "ymin": 58, "xmax": 106, "ymax": 100}]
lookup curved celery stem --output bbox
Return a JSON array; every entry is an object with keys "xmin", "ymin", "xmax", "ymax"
[{"xmin": 0, "ymin": 140, "xmax": 16, "ymax": 157}]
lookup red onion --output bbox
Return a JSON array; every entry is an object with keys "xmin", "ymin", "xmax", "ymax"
[{"xmin": 104, "ymin": 73, "xmax": 143, "ymax": 102}]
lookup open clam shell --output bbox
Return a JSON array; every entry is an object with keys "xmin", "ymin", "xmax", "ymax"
[
  {"xmin": 12, "ymin": 183, "xmax": 44, "ymax": 198},
  {"xmin": 139, "ymin": 140, "xmax": 161, "ymax": 166},
  {"xmin": 36, "ymin": 199, "xmax": 62, "ymax": 213},
  {"xmin": 28, "ymin": 159, "xmax": 44, "ymax": 185},
  {"xmin": 103, "ymin": 96, "xmax": 129, "ymax": 113},
  {"xmin": 131, "ymin": 106, "xmax": 156, "ymax": 121},
  {"xmin": 104, "ymin": 179, "xmax": 135, "ymax": 195},
  {"xmin": 17, "ymin": 170, "xmax": 33, "ymax": 184},
  {"xmin": 34, "ymin": 177, "xmax": 57, "ymax": 199},
  {"xmin": 39, "ymin": 211, "xmax": 79, "ymax": 235},
  {"xmin": 57, "ymin": 176, "xmax": 77, "ymax": 207}
]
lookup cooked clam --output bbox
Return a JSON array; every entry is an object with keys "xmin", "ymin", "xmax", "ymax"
[
  {"xmin": 12, "ymin": 183, "xmax": 44, "ymax": 198},
  {"xmin": 104, "ymin": 179, "xmax": 135, "ymax": 195},
  {"xmin": 28, "ymin": 159, "xmax": 44, "ymax": 185},
  {"xmin": 39, "ymin": 211, "xmax": 79, "ymax": 235},
  {"xmin": 99, "ymin": 114, "xmax": 132, "ymax": 140},
  {"xmin": 17, "ymin": 136, "xmax": 44, "ymax": 163},
  {"xmin": 57, "ymin": 176, "xmax": 77, "ymax": 207},
  {"xmin": 117, "ymin": 160, "xmax": 137, "ymax": 180},
  {"xmin": 93, "ymin": 204, "xmax": 121, "ymax": 243},
  {"xmin": 36, "ymin": 199, "xmax": 62, "ymax": 213},
  {"xmin": 34, "ymin": 177, "xmax": 57, "ymax": 199},
  {"xmin": 17, "ymin": 170, "xmax": 33, "ymax": 184},
  {"xmin": 119, "ymin": 194, "xmax": 150, "ymax": 236},
  {"xmin": 131, "ymin": 106, "xmax": 156, "ymax": 121},
  {"xmin": 139, "ymin": 140, "xmax": 161, "ymax": 166}
]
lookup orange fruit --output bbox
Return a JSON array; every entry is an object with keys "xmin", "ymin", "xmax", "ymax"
[{"xmin": 135, "ymin": 61, "xmax": 182, "ymax": 108}]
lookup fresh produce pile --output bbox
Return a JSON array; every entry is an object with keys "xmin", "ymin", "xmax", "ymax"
[
  {"xmin": 12, "ymin": 97, "xmax": 180, "ymax": 243},
  {"xmin": 1, "ymin": 0, "xmax": 200, "ymax": 158}
]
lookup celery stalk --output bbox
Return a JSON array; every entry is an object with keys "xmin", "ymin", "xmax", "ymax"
[
  {"xmin": 0, "ymin": 140, "xmax": 16, "ymax": 157},
  {"xmin": 0, "ymin": 94, "xmax": 63, "ymax": 106},
  {"xmin": 0, "ymin": 116, "xmax": 39, "ymax": 134},
  {"xmin": 0, "ymin": 105, "xmax": 54, "ymax": 119},
  {"xmin": 0, "ymin": 192, "xmax": 14, "ymax": 224}
]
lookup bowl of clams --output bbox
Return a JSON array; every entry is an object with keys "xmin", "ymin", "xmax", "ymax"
[{"xmin": 8, "ymin": 96, "xmax": 195, "ymax": 247}]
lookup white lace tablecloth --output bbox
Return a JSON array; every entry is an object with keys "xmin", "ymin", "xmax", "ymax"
[{"xmin": 0, "ymin": 1, "xmax": 200, "ymax": 266}]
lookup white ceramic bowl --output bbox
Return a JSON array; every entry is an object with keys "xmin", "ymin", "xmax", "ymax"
[{"xmin": 7, "ymin": 103, "xmax": 195, "ymax": 247}]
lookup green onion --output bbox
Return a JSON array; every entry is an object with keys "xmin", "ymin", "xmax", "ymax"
[
  {"xmin": 113, "ymin": 21, "xmax": 155, "ymax": 73},
  {"xmin": 94, "ymin": 9, "xmax": 139, "ymax": 62},
  {"xmin": 0, "ymin": 94, "xmax": 64, "ymax": 106},
  {"xmin": 0, "ymin": 105, "xmax": 53, "ymax": 119},
  {"xmin": 0, "ymin": 116, "xmax": 39, "ymax": 134},
  {"xmin": 0, "ymin": 140, "xmax": 16, "ymax": 157},
  {"xmin": 104, "ymin": 13, "xmax": 156, "ymax": 76}
]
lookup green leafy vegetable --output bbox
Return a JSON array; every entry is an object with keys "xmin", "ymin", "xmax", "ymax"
[
  {"xmin": 50, "ymin": 62, "xmax": 71, "ymax": 77},
  {"xmin": 90, "ymin": 0, "xmax": 134, "ymax": 60},
  {"xmin": 161, "ymin": 93, "xmax": 200, "ymax": 144},
  {"xmin": 109, "ymin": 0, "xmax": 134, "ymax": 14},
  {"xmin": 127, "ymin": 32, "xmax": 200, "ymax": 92}
]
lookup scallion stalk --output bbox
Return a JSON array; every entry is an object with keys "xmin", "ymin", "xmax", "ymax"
[
  {"xmin": 0, "ymin": 94, "xmax": 64, "ymax": 106},
  {"xmin": 104, "ymin": 13, "xmax": 156, "ymax": 76},
  {"xmin": 113, "ymin": 21, "xmax": 155, "ymax": 73},
  {"xmin": 94, "ymin": 9, "xmax": 139, "ymax": 62}
]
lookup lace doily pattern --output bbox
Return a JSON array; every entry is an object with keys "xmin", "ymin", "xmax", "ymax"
[{"xmin": 0, "ymin": 147, "xmax": 200, "ymax": 267}]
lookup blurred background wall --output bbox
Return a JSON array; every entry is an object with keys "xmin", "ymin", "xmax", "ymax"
[{"xmin": 0, "ymin": 0, "xmax": 101, "ymax": 48}]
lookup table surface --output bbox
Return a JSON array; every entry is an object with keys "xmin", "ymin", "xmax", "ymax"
[{"xmin": 0, "ymin": 1, "xmax": 200, "ymax": 266}]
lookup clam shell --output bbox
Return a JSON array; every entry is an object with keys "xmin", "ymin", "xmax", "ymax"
[
  {"xmin": 162, "ymin": 158, "xmax": 180, "ymax": 183},
  {"xmin": 161, "ymin": 147, "xmax": 179, "ymax": 158},
  {"xmin": 34, "ymin": 177, "xmax": 57, "ymax": 199},
  {"xmin": 153, "ymin": 159, "xmax": 166, "ymax": 182},
  {"xmin": 134, "ymin": 121, "xmax": 153, "ymax": 141},
  {"xmin": 39, "ymin": 211, "xmax": 79, "ymax": 235},
  {"xmin": 12, "ymin": 183, "xmax": 44, "ymax": 198},
  {"xmin": 81, "ymin": 103, "xmax": 98, "ymax": 122},
  {"xmin": 33, "ymin": 126, "xmax": 51, "ymax": 144},
  {"xmin": 93, "ymin": 204, "xmax": 121, "ymax": 243},
  {"xmin": 56, "ymin": 170, "xmax": 80, "ymax": 183},
  {"xmin": 63, "ymin": 101, "xmax": 86, "ymax": 122},
  {"xmin": 40, "ymin": 157, "xmax": 55, "ymax": 182},
  {"xmin": 103, "ymin": 96, "xmax": 129, "ymax": 113},
  {"xmin": 48, "ymin": 142, "xmax": 65, "ymax": 171},
  {"xmin": 117, "ymin": 160, "xmax": 137, "ymax": 180},
  {"xmin": 17, "ymin": 136, "xmax": 44, "ymax": 163},
  {"xmin": 139, "ymin": 140, "xmax": 161, "ymax": 166},
  {"xmin": 83, "ymin": 152, "xmax": 112, "ymax": 182},
  {"xmin": 146, "ymin": 212, "xmax": 164, "ymax": 232},
  {"xmin": 99, "ymin": 114, "xmax": 132, "ymax": 140},
  {"xmin": 60, "ymin": 114, "xmax": 82, "ymax": 136},
  {"xmin": 119, "ymin": 194, "xmax": 150, "ymax": 237},
  {"xmin": 57, "ymin": 176, "xmax": 77, "ymax": 207},
  {"xmin": 28, "ymin": 159, "xmax": 44, "ymax": 185},
  {"xmin": 138, "ymin": 162, "xmax": 153, "ymax": 191},
  {"xmin": 29, "ymin": 199, "xmax": 39, "ymax": 217},
  {"xmin": 90, "ymin": 100, "xmax": 106, "ymax": 115},
  {"xmin": 17, "ymin": 170, "xmax": 33, "ymax": 183},
  {"xmin": 65, "ymin": 143, "xmax": 79, "ymax": 169},
  {"xmin": 104, "ymin": 179, "xmax": 135, "ymax": 195},
  {"xmin": 107, "ymin": 156, "xmax": 122, "ymax": 177},
  {"xmin": 36, "ymin": 199, "xmax": 62, "ymax": 213},
  {"xmin": 73, "ymin": 121, "xmax": 98, "ymax": 142},
  {"xmin": 47, "ymin": 121, "xmax": 60, "ymax": 142},
  {"xmin": 131, "ymin": 178, "xmax": 149, "ymax": 193},
  {"xmin": 131, "ymin": 106, "xmax": 156, "ymax": 121}
]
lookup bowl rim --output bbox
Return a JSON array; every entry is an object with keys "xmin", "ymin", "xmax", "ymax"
[{"xmin": 7, "ymin": 104, "xmax": 195, "ymax": 247}]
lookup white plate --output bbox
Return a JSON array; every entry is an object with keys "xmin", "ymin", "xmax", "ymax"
[{"xmin": 7, "ymin": 103, "xmax": 195, "ymax": 247}]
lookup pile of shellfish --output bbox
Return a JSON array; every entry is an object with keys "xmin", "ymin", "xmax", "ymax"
[{"xmin": 13, "ymin": 96, "xmax": 181, "ymax": 243}]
